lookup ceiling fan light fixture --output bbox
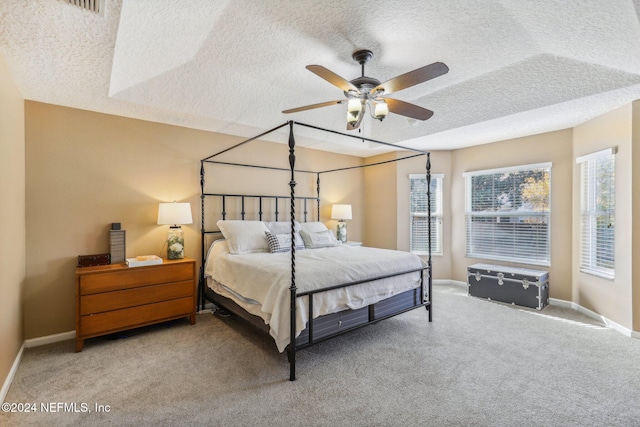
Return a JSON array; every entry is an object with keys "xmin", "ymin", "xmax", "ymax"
[
  {"xmin": 347, "ymin": 98, "xmax": 362, "ymax": 125},
  {"xmin": 373, "ymin": 100, "xmax": 389, "ymax": 121}
]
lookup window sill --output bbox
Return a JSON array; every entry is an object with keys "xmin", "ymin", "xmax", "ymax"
[
  {"xmin": 580, "ymin": 268, "xmax": 615, "ymax": 281},
  {"xmin": 465, "ymin": 254, "xmax": 550, "ymax": 268},
  {"xmin": 412, "ymin": 252, "xmax": 443, "ymax": 257}
]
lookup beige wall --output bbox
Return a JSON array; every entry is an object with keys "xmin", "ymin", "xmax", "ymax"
[
  {"xmin": 363, "ymin": 153, "xmax": 398, "ymax": 249},
  {"xmin": 395, "ymin": 151, "xmax": 452, "ymax": 280},
  {"xmin": 573, "ymin": 105, "xmax": 634, "ymax": 329},
  {"xmin": 24, "ymin": 102, "xmax": 364, "ymax": 339},
  {"xmin": 451, "ymin": 129, "xmax": 574, "ymax": 300},
  {"xmin": 0, "ymin": 53, "xmax": 26, "ymax": 389}
]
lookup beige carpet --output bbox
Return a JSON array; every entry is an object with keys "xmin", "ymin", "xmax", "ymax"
[{"xmin": 2, "ymin": 283, "xmax": 640, "ymax": 426}]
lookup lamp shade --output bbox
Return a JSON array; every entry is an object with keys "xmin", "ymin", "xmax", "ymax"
[
  {"xmin": 374, "ymin": 100, "xmax": 389, "ymax": 119},
  {"xmin": 157, "ymin": 202, "xmax": 193, "ymax": 226},
  {"xmin": 331, "ymin": 204, "xmax": 352, "ymax": 221},
  {"xmin": 346, "ymin": 99, "xmax": 362, "ymax": 125}
]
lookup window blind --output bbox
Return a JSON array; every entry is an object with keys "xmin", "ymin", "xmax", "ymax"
[
  {"xmin": 464, "ymin": 163, "xmax": 551, "ymax": 266},
  {"xmin": 578, "ymin": 148, "xmax": 616, "ymax": 279},
  {"xmin": 409, "ymin": 174, "xmax": 443, "ymax": 256}
]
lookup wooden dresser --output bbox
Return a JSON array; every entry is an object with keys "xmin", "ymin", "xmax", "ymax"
[{"xmin": 75, "ymin": 257, "xmax": 196, "ymax": 351}]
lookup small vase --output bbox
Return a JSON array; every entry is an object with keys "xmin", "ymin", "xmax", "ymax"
[
  {"xmin": 336, "ymin": 222, "xmax": 347, "ymax": 243},
  {"xmin": 167, "ymin": 227, "xmax": 185, "ymax": 259}
]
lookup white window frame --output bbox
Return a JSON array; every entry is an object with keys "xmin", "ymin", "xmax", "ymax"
[
  {"xmin": 577, "ymin": 147, "xmax": 616, "ymax": 279},
  {"xmin": 463, "ymin": 162, "xmax": 552, "ymax": 266},
  {"xmin": 409, "ymin": 173, "xmax": 443, "ymax": 256}
]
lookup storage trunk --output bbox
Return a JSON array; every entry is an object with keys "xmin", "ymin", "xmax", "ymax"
[{"xmin": 467, "ymin": 263, "xmax": 549, "ymax": 310}]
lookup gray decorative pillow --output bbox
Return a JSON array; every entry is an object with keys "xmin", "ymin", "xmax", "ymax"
[
  {"xmin": 265, "ymin": 231, "xmax": 304, "ymax": 253},
  {"xmin": 299, "ymin": 229, "xmax": 338, "ymax": 249}
]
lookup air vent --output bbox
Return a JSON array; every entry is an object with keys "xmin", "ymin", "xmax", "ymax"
[{"xmin": 63, "ymin": 0, "xmax": 103, "ymax": 15}]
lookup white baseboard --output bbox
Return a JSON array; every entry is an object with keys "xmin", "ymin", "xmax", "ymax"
[
  {"xmin": 548, "ymin": 297, "xmax": 572, "ymax": 309},
  {"xmin": 197, "ymin": 302, "xmax": 215, "ymax": 314},
  {"xmin": 549, "ymin": 298, "xmax": 633, "ymax": 337},
  {"xmin": 1, "ymin": 343, "xmax": 24, "ymax": 404},
  {"xmin": 433, "ymin": 279, "xmax": 468, "ymax": 288},
  {"xmin": 24, "ymin": 330, "xmax": 75, "ymax": 348}
]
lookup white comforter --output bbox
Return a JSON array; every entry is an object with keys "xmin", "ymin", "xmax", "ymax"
[{"xmin": 204, "ymin": 241, "xmax": 425, "ymax": 352}]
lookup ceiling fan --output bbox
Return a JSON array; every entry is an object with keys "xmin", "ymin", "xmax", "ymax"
[{"xmin": 283, "ymin": 49, "xmax": 449, "ymax": 130}]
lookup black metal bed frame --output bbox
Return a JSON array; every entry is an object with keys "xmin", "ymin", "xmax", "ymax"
[{"xmin": 200, "ymin": 121, "xmax": 433, "ymax": 381}]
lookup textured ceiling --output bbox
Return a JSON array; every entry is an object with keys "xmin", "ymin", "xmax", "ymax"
[{"xmin": 2, "ymin": 0, "xmax": 640, "ymax": 157}]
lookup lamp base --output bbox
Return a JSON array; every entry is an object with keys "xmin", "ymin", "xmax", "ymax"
[
  {"xmin": 167, "ymin": 226, "xmax": 185, "ymax": 259},
  {"xmin": 336, "ymin": 222, "xmax": 347, "ymax": 243}
]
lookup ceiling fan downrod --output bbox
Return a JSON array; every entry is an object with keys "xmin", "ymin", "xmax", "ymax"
[
  {"xmin": 349, "ymin": 50, "xmax": 381, "ymax": 91},
  {"xmin": 352, "ymin": 49, "xmax": 374, "ymax": 77}
]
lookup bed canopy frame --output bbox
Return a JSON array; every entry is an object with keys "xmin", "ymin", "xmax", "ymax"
[{"xmin": 199, "ymin": 121, "xmax": 433, "ymax": 380}]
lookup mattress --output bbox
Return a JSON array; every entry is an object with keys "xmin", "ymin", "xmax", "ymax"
[{"xmin": 204, "ymin": 241, "xmax": 425, "ymax": 352}]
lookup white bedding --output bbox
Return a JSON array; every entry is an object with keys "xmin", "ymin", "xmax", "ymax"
[{"xmin": 204, "ymin": 241, "xmax": 425, "ymax": 352}]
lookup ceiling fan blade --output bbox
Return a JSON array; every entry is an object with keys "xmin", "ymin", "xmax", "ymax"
[
  {"xmin": 385, "ymin": 98, "xmax": 434, "ymax": 121},
  {"xmin": 282, "ymin": 100, "xmax": 345, "ymax": 114},
  {"xmin": 371, "ymin": 62, "xmax": 449, "ymax": 95},
  {"xmin": 307, "ymin": 65, "xmax": 359, "ymax": 93}
]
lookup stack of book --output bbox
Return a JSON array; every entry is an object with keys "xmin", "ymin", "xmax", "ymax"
[{"xmin": 126, "ymin": 255, "xmax": 163, "ymax": 267}]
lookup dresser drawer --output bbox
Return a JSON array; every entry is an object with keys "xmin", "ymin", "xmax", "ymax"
[
  {"xmin": 80, "ymin": 262, "xmax": 193, "ymax": 295},
  {"xmin": 80, "ymin": 297, "xmax": 194, "ymax": 337},
  {"xmin": 81, "ymin": 280, "xmax": 193, "ymax": 315}
]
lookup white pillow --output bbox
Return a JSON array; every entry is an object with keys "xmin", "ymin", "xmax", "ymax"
[
  {"xmin": 216, "ymin": 220, "xmax": 269, "ymax": 254},
  {"xmin": 300, "ymin": 221, "xmax": 328, "ymax": 233},
  {"xmin": 300, "ymin": 229, "xmax": 338, "ymax": 249},
  {"xmin": 266, "ymin": 220, "xmax": 300, "ymax": 234}
]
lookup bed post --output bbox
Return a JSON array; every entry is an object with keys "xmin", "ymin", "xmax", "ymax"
[
  {"xmin": 316, "ymin": 173, "xmax": 321, "ymax": 221},
  {"xmin": 199, "ymin": 161, "xmax": 206, "ymax": 311},
  {"xmin": 288, "ymin": 121, "xmax": 298, "ymax": 381},
  {"xmin": 426, "ymin": 153, "xmax": 433, "ymax": 322}
]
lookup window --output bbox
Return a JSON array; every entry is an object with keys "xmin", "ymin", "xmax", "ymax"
[
  {"xmin": 464, "ymin": 163, "xmax": 551, "ymax": 266},
  {"xmin": 577, "ymin": 148, "xmax": 616, "ymax": 279},
  {"xmin": 410, "ymin": 174, "xmax": 443, "ymax": 256}
]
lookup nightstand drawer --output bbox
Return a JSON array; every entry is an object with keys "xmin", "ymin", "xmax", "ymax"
[
  {"xmin": 80, "ymin": 262, "xmax": 193, "ymax": 295},
  {"xmin": 81, "ymin": 280, "xmax": 193, "ymax": 315},
  {"xmin": 80, "ymin": 297, "xmax": 194, "ymax": 336}
]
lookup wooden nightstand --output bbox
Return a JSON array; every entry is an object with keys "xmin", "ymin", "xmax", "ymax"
[{"xmin": 75, "ymin": 258, "xmax": 196, "ymax": 351}]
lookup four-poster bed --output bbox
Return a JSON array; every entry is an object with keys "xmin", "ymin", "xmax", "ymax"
[{"xmin": 199, "ymin": 121, "xmax": 433, "ymax": 380}]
